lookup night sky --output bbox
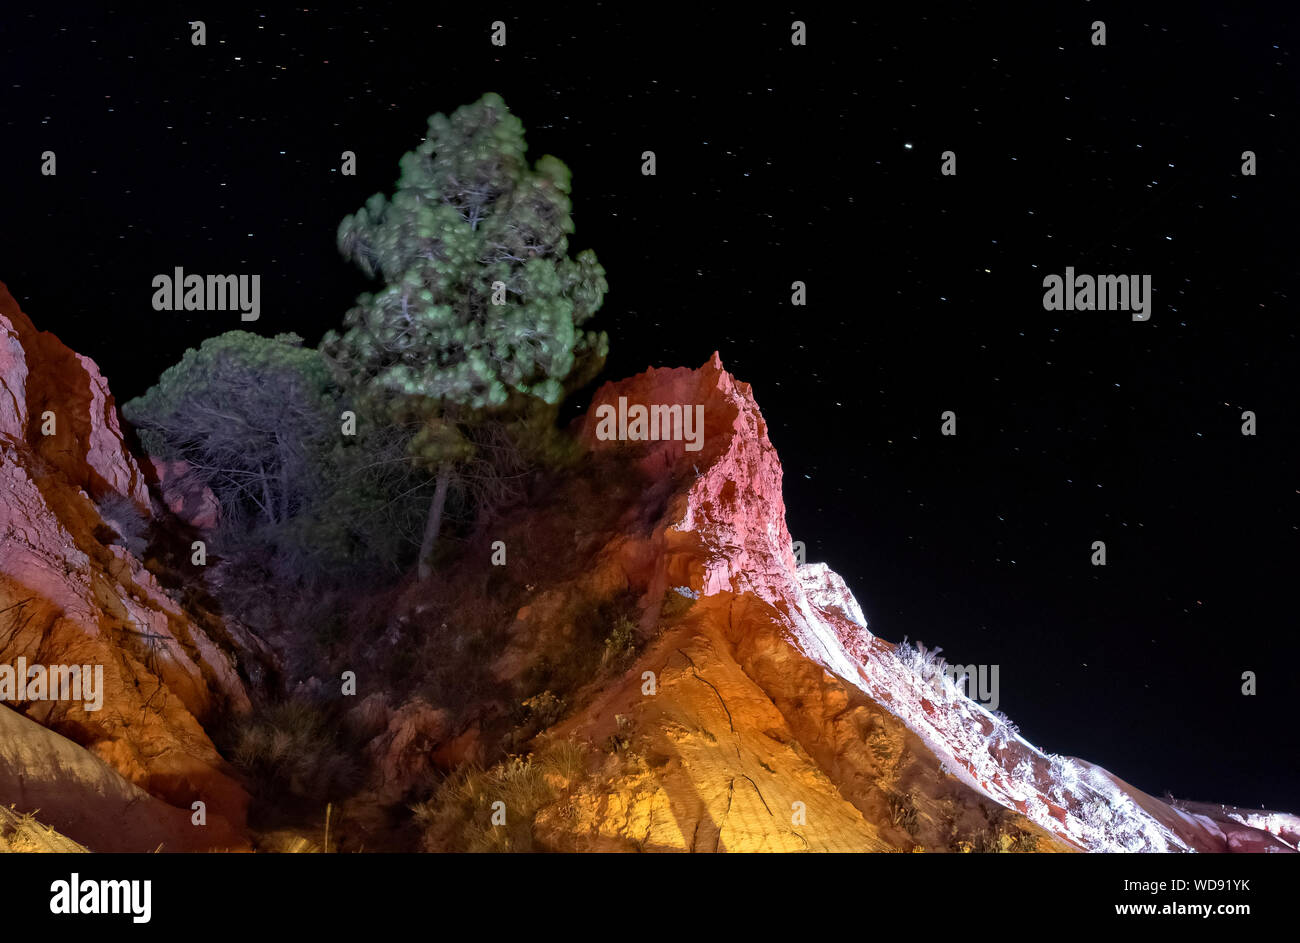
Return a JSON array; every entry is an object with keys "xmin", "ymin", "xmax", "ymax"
[{"xmin": 1, "ymin": 3, "xmax": 1296, "ymax": 810}]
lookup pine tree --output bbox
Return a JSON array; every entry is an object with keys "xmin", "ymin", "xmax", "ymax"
[
  {"xmin": 324, "ymin": 93, "xmax": 608, "ymax": 580},
  {"xmin": 123, "ymin": 331, "xmax": 335, "ymax": 530}
]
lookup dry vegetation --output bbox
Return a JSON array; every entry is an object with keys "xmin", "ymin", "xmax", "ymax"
[
  {"xmin": 411, "ymin": 738, "xmax": 590, "ymax": 852},
  {"xmin": 0, "ymin": 806, "xmax": 87, "ymax": 853}
]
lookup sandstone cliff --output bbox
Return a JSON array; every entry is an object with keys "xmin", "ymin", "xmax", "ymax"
[
  {"xmin": 0, "ymin": 282, "xmax": 268, "ymax": 851},
  {"xmin": 1, "ymin": 285, "xmax": 1292, "ymax": 854},
  {"xmin": 386, "ymin": 353, "xmax": 1297, "ymax": 853}
]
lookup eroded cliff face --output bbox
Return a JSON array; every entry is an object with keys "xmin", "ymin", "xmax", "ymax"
[
  {"xmin": 1, "ymin": 289, "xmax": 1292, "ymax": 854},
  {"xmin": 503, "ymin": 354, "xmax": 1068, "ymax": 851},
  {"xmin": 0, "ymin": 282, "xmax": 268, "ymax": 851},
  {"xmin": 403, "ymin": 352, "xmax": 1297, "ymax": 853}
]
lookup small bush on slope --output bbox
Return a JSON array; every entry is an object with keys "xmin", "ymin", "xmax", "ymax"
[
  {"xmin": 887, "ymin": 791, "xmax": 920, "ymax": 837},
  {"xmin": 602, "ymin": 615, "xmax": 637, "ymax": 667},
  {"xmin": 412, "ymin": 740, "xmax": 588, "ymax": 852},
  {"xmin": 229, "ymin": 699, "xmax": 363, "ymax": 812}
]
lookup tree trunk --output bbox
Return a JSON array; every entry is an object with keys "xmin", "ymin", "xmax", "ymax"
[
  {"xmin": 259, "ymin": 464, "xmax": 277, "ymax": 526},
  {"xmin": 417, "ymin": 464, "xmax": 453, "ymax": 582}
]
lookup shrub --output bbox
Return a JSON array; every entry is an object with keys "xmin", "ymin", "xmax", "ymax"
[
  {"xmin": 1010, "ymin": 829, "xmax": 1040, "ymax": 852},
  {"xmin": 887, "ymin": 791, "xmax": 920, "ymax": 838},
  {"xmin": 601, "ymin": 615, "xmax": 637, "ymax": 667},
  {"xmin": 123, "ymin": 332, "xmax": 336, "ymax": 534},
  {"xmin": 520, "ymin": 690, "xmax": 566, "ymax": 729},
  {"xmin": 124, "ymin": 331, "xmax": 431, "ymax": 587},
  {"xmin": 521, "ymin": 589, "xmax": 640, "ymax": 701},
  {"xmin": 229, "ymin": 699, "xmax": 362, "ymax": 807},
  {"xmin": 412, "ymin": 749, "xmax": 572, "ymax": 853},
  {"xmin": 537, "ymin": 737, "xmax": 588, "ymax": 785}
]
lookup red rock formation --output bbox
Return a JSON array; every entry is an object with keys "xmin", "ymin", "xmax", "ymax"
[
  {"xmin": 148, "ymin": 457, "xmax": 221, "ymax": 530},
  {"xmin": 364, "ymin": 698, "xmax": 452, "ymax": 805},
  {"xmin": 0, "ymin": 703, "xmax": 244, "ymax": 852},
  {"xmin": 542, "ymin": 353, "xmax": 1295, "ymax": 852},
  {"xmin": 0, "ymin": 292, "xmax": 150, "ymax": 507},
  {"xmin": 0, "ymin": 282, "xmax": 262, "ymax": 851},
  {"xmin": 4, "ymin": 291, "xmax": 1281, "ymax": 854}
]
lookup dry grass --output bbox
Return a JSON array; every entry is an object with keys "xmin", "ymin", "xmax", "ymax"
[
  {"xmin": 411, "ymin": 739, "xmax": 589, "ymax": 852},
  {"xmin": 601, "ymin": 615, "xmax": 637, "ymax": 668},
  {"xmin": 537, "ymin": 737, "xmax": 589, "ymax": 783},
  {"xmin": 229, "ymin": 699, "xmax": 362, "ymax": 807},
  {"xmin": 0, "ymin": 806, "xmax": 87, "ymax": 853},
  {"xmin": 887, "ymin": 791, "xmax": 920, "ymax": 838}
]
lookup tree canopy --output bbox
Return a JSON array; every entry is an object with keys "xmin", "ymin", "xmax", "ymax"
[
  {"xmin": 324, "ymin": 92, "xmax": 609, "ymax": 578},
  {"xmin": 325, "ymin": 92, "xmax": 608, "ymax": 413},
  {"xmin": 123, "ymin": 330, "xmax": 336, "ymax": 531}
]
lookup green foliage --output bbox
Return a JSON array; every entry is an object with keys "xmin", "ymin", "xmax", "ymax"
[
  {"xmin": 127, "ymin": 94, "xmax": 612, "ymax": 596},
  {"xmin": 122, "ymin": 331, "xmax": 335, "ymax": 531},
  {"xmin": 275, "ymin": 421, "xmax": 431, "ymax": 578},
  {"xmin": 324, "ymin": 94, "xmax": 609, "ymax": 559},
  {"xmin": 124, "ymin": 331, "xmax": 431, "ymax": 582},
  {"xmin": 326, "ymin": 92, "xmax": 608, "ymax": 416}
]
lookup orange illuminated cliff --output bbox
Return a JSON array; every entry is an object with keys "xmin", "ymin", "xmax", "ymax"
[{"xmin": 1, "ymin": 285, "xmax": 1294, "ymax": 853}]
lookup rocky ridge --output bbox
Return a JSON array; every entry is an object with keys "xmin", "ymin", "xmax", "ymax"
[
  {"xmin": 0, "ymin": 282, "xmax": 269, "ymax": 852},
  {"xmin": 0, "ymin": 283, "xmax": 1292, "ymax": 854}
]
